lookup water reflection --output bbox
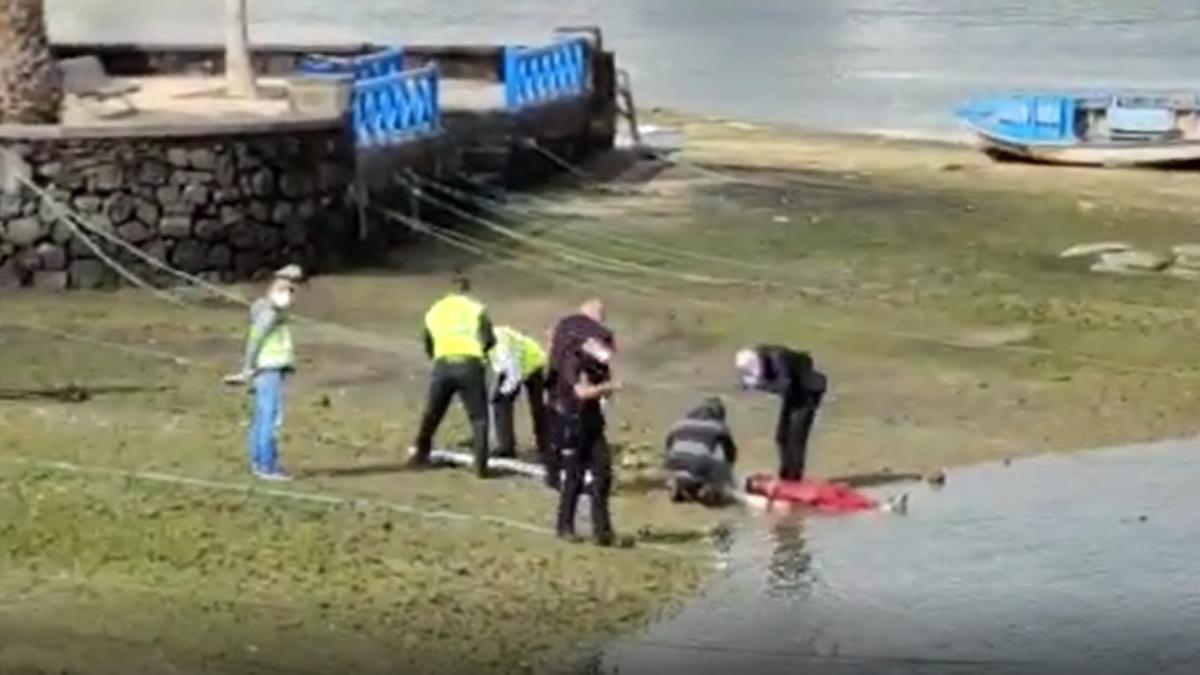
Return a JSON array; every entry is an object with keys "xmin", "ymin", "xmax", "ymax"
[
  {"xmin": 606, "ymin": 439, "xmax": 1200, "ymax": 674},
  {"xmin": 765, "ymin": 516, "xmax": 814, "ymax": 599}
]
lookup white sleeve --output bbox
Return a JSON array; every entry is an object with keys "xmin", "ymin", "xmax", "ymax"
[{"xmin": 495, "ymin": 336, "xmax": 522, "ymax": 394}]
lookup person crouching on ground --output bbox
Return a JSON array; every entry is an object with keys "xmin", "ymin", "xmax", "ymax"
[
  {"xmin": 227, "ymin": 265, "xmax": 304, "ymax": 481},
  {"xmin": 489, "ymin": 325, "xmax": 550, "ymax": 461},
  {"xmin": 664, "ymin": 397, "xmax": 738, "ymax": 506},
  {"xmin": 556, "ymin": 337, "xmax": 622, "ymax": 546},
  {"xmin": 735, "ymin": 345, "xmax": 827, "ymax": 481}
]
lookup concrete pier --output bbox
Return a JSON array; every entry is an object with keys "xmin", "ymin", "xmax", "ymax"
[{"xmin": 0, "ymin": 33, "xmax": 618, "ymax": 289}]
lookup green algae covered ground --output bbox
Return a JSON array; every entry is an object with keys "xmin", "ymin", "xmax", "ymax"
[{"xmin": 5, "ymin": 117, "xmax": 1200, "ymax": 672}]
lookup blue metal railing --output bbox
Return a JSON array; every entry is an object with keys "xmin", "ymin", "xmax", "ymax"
[
  {"xmin": 298, "ymin": 46, "xmax": 405, "ymax": 80},
  {"xmin": 350, "ymin": 65, "xmax": 441, "ymax": 147},
  {"xmin": 502, "ymin": 38, "xmax": 589, "ymax": 109}
]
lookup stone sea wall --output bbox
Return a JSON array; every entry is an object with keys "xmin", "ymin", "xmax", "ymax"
[{"xmin": 0, "ymin": 123, "xmax": 356, "ymax": 290}]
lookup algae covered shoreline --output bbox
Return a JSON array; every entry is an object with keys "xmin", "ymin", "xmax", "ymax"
[{"xmin": 4, "ymin": 115, "xmax": 1200, "ymax": 673}]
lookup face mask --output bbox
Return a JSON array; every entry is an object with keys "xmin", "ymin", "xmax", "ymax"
[
  {"xmin": 270, "ymin": 289, "xmax": 292, "ymax": 309},
  {"xmin": 738, "ymin": 373, "xmax": 760, "ymax": 390}
]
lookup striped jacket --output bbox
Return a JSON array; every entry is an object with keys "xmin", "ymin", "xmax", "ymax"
[{"xmin": 665, "ymin": 399, "xmax": 737, "ymax": 464}]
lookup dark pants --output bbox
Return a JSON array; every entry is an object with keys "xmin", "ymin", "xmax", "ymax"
[
  {"xmin": 413, "ymin": 358, "xmax": 490, "ymax": 476},
  {"xmin": 776, "ymin": 388, "xmax": 824, "ymax": 481},
  {"xmin": 556, "ymin": 411, "xmax": 613, "ymax": 541},
  {"xmin": 666, "ymin": 451, "xmax": 732, "ymax": 498},
  {"xmin": 492, "ymin": 368, "xmax": 550, "ymax": 461}
]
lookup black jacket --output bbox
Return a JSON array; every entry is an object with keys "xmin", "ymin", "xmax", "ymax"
[{"xmin": 755, "ymin": 345, "xmax": 826, "ymax": 398}]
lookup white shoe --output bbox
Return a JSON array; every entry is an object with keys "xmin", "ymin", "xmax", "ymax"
[
  {"xmin": 254, "ymin": 469, "xmax": 293, "ymax": 482},
  {"xmin": 882, "ymin": 492, "xmax": 909, "ymax": 515}
]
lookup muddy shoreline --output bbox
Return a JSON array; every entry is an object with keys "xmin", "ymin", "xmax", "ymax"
[{"xmin": 3, "ymin": 113, "xmax": 1200, "ymax": 673}]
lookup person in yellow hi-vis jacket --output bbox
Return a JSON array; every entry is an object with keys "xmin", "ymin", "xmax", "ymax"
[
  {"xmin": 489, "ymin": 325, "xmax": 550, "ymax": 463},
  {"xmin": 225, "ymin": 265, "xmax": 304, "ymax": 481},
  {"xmin": 409, "ymin": 276, "xmax": 497, "ymax": 477}
]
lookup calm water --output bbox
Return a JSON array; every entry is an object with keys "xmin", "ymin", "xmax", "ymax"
[
  {"xmin": 603, "ymin": 438, "xmax": 1200, "ymax": 674},
  {"xmin": 48, "ymin": 0, "xmax": 1200, "ymax": 136}
]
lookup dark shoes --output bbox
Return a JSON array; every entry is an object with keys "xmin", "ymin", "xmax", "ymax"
[
  {"xmin": 558, "ymin": 530, "xmax": 634, "ymax": 549},
  {"xmin": 405, "ymin": 455, "xmax": 433, "ymax": 471}
]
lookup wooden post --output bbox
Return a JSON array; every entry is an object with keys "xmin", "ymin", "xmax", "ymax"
[{"xmin": 224, "ymin": 0, "xmax": 257, "ymax": 98}]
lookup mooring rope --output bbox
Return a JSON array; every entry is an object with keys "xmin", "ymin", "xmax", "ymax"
[
  {"xmin": 376, "ymin": 202, "xmax": 727, "ymax": 309},
  {"xmin": 447, "ymin": 169, "xmax": 819, "ymax": 281},
  {"xmin": 400, "ymin": 171, "xmax": 758, "ymax": 291},
  {"xmin": 0, "ymin": 456, "xmax": 716, "ymax": 562},
  {"xmin": 14, "ymin": 172, "xmax": 424, "ymax": 359}
]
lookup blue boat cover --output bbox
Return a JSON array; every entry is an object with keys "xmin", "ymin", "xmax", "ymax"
[{"xmin": 956, "ymin": 94, "xmax": 1077, "ymax": 145}]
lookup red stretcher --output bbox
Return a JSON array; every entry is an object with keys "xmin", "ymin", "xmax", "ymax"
[{"xmin": 741, "ymin": 473, "xmax": 907, "ymax": 514}]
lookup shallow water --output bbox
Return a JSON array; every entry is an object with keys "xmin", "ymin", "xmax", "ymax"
[
  {"xmin": 603, "ymin": 438, "xmax": 1200, "ymax": 674},
  {"xmin": 51, "ymin": 0, "xmax": 1200, "ymax": 135}
]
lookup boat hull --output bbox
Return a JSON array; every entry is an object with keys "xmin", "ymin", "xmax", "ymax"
[{"xmin": 972, "ymin": 133, "xmax": 1200, "ymax": 167}]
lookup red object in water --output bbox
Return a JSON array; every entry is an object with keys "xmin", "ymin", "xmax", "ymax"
[{"xmin": 743, "ymin": 473, "xmax": 878, "ymax": 513}]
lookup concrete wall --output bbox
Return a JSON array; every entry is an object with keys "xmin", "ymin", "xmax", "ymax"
[{"xmin": 0, "ymin": 121, "xmax": 355, "ymax": 290}]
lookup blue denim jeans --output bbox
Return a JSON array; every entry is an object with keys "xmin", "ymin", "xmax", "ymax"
[{"xmin": 248, "ymin": 369, "xmax": 285, "ymax": 473}]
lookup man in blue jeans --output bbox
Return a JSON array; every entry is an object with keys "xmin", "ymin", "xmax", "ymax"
[{"xmin": 227, "ymin": 265, "xmax": 303, "ymax": 481}]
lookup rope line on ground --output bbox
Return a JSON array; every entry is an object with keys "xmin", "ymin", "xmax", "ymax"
[
  {"xmin": 402, "ymin": 171, "xmax": 757, "ymax": 291},
  {"xmin": 377, "ymin": 206, "xmax": 657, "ymax": 298},
  {"xmin": 0, "ymin": 456, "xmax": 715, "ymax": 562},
  {"xmin": 376, "ymin": 204, "xmax": 725, "ymax": 308},
  {"xmin": 7, "ymin": 322, "xmax": 195, "ymax": 367},
  {"xmin": 15, "ymin": 172, "xmax": 423, "ymax": 358},
  {"xmin": 39, "ymin": 188, "xmax": 185, "ymax": 306},
  {"xmin": 449, "ymin": 170, "xmax": 815, "ymax": 280}
]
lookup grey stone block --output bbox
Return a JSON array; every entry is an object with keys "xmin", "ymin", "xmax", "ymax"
[
  {"xmin": 195, "ymin": 219, "xmax": 224, "ymax": 242},
  {"xmin": 36, "ymin": 242, "xmax": 67, "ymax": 271},
  {"xmin": 91, "ymin": 164, "xmax": 124, "ymax": 191},
  {"xmin": 249, "ymin": 169, "xmax": 275, "ymax": 197},
  {"xmin": 167, "ymin": 148, "xmax": 191, "ymax": 168},
  {"xmin": 32, "ymin": 270, "xmax": 68, "ymax": 291},
  {"xmin": 104, "ymin": 193, "xmax": 136, "ymax": 224},
  {"xmin": 136, "ymin": 200, "xmax": 161, "ymax": 228},
  {"xmin": 271, "ymin": 201, "xmax": 294, "ymax": 225},
  {"xmin": 73, "ymin": 195, "xmax": 103, "ymax": 214},
  {"xmin": 229, "ymin": 224, "xmax": 258, "ymax": 249},
  {"xmin": 188, "ymin": 148, "xmax": 217, "ymax": 171},
  {"xmin": 69, "ymin": 259, "xmax": 112, "ymax": 289},
  {"xmin": 207, "ymin": 244, "xmax": 233, "ymax": 270},
  {"xmin": 139, "ymin": 160, "xmax": 169, "ymax": 186},
  {"xmin": 171, "ymin": 239, "xmax": 207, "ymax": 273},
  {"xmin": 160, "ymin": 215, "xmax": 192, "ymax": 238},
  {"xmin": 182, "ymin": 183, "xmax": 209, "ymax": 206},
  {"xmin": 5, "ymin": 217, "xmax": 45, "ymax": 246},
  {"xmin": 117, "ymin": 221, "xmax": 152, "ymax": 244}
]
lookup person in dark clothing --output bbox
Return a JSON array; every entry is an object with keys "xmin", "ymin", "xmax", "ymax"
[
  {"xmin": 544, "ymin": 298, "xmax": 614, "ymax": 489},
  {"xmin": 735, "ymin": 345, "xmax": 827, "ymax": 481},
  {"xmin": 410, "ymin": 277, "xmax": 497, "ymax": 477},
  {"xmin": 664, "ymin": 397, "xmax": 739, "ymax": 505},
  {"xmin": 555, "ymin": 337, "xmax": 620, "ymax": 546}
]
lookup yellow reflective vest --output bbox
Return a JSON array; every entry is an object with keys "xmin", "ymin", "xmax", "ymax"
[
  {"xmin": 491, "ymin": 325, "xmax": 548, "ymax": 381},
  {"xmin": 425, "ymin": 293, "xmax": 486, "ymax": 359},
  {"xmin": 247, "ymin": 307, "xmax": 294, "ymax": 371}
]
